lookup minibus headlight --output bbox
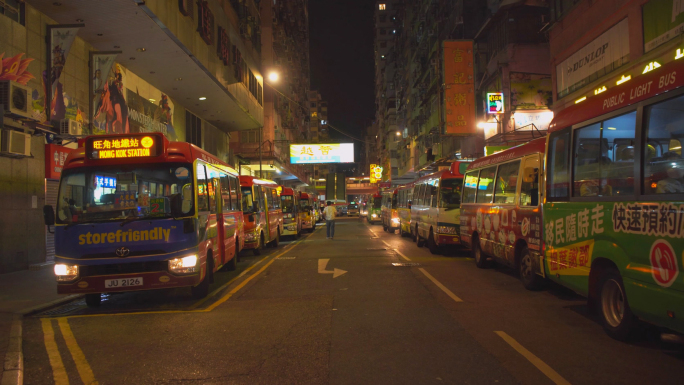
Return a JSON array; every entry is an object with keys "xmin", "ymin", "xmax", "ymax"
[
  {"xmin": 372, "ymin": 213, "xmax": 378, "ymax": 218},
  {"xmin": 245, "ymin": 231, "xmax": 258, "ymax": 241},
  {"xmin": 391, "ymin": 218, "xmax": 400, "ymax": 224},
  {"xmin": 169, "ymin": 255, "xmax": 198, "ymax": 274},
  {"xmin": 437, "ymin": 226, "xmax": 457, "ymax": 235},
  {"xmin": 54, "ymin": 264, "xmax": 78, "ymax": 282}
]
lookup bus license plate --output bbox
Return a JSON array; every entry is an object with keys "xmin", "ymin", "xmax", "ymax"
[{"xmin": 105, "ymin": 277, "xmax": 143, "ymax": 288}]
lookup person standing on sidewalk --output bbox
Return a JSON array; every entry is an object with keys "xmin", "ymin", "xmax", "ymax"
[{"xmin": 324, "ymin": 201, "xmax": 336, "ymax": 239}]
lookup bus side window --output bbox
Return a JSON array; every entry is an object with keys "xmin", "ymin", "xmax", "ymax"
[
  {"xmin": 272, "ymin": 189, "xmax": 280, "ymax": 209},
  {"xmin": 431, "ymin": 185, "xmax": 438, "ymax": 208},
  {"xmin": 462, "ymin": 171, "xmax": 479, "ymax": 203},
  {"xmin": 196, "ymin": 164, "xmax": 209, "ymax": 212},
  {"xmin": 494, "ymin": 160, "xmax": 520, "ymax": 204},
  {"xmin": 255, "ymin": 185, "xmax": 265, "ymax": 211},
  {"xmin": 229, "ymin": 176, "xmax": 239, "ymax": 211},
  {"xmin": 547, "ymin": 129, "xmax": 570, "ymax": 200},
  {"xmin": 220, "ymin": 175, "xmax": 231, "ymax": 213},
  {"xmin": 476, "ymin": 166, "xmax": 497, "ymax": 203},
  {"xmin": 209, "ymin": 179, "xmax": 218, "ymax": 214},
  {"xmin": 520, "ymin": 155, "xmax": 540, "ymax": 206},
  {"xmin": 644, "ymin": 94, "xmax": 684, "ymax": 194}
]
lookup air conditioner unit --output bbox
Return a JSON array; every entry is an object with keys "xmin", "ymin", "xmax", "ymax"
[
  {"xmin": 60, "ymin": 119, "xmax": 82, "ymax": 136},
  {"xmin": 0, "ymin": 80, "xmax": 33, "ymax": 119},
  {"xmin": 1, "ymin": 130, "xmax": 32, "ymax": 156}
]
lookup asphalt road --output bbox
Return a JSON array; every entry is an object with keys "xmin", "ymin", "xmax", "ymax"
[{"xmin": 23, "ymin": 217, "xmax": 684, "ymax": 384}]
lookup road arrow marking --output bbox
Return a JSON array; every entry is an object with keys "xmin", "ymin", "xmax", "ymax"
[{"xmin": 318, "ymin": 259, "xmax": 347, "ymax": 278}]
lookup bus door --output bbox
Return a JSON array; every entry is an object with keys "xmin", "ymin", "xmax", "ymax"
[
  {"xmin": 266, "ymin": 188, "xmax": 278, "ymax": 240},
  {"xmin": 490, "ymin": 160, "xmax": 520, "ymax": 264},
  {"xmin": 518, "ymin": 154, "xmax": 543, "ymax": 275},
  {"xmin": 219, "ymin": 175, "xmax": 238, "ymax": 263},
  {"xmin": 196, "ymin": 164, "xmax": 219, "ymax": 274},
  {"xmin": 212, "ymin": 178, "xmax": 227, "ymax": 265}
]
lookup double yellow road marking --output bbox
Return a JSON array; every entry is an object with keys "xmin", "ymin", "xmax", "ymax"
[{"xmin": 39, "ymin": 234, "xmax": 307, "ymax": 384}]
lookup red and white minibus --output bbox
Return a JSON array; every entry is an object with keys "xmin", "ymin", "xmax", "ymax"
[
  {"xmin": 239, "ymin": 176, "xmax": 283, "ymax": 254},
  {"xmin": 280, "ymin": 187, "xmax": 302, "ymax": 238}
]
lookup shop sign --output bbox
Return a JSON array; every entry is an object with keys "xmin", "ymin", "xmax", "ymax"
[
  {"xmin": 487, "ymin": 93, "xmax": 504, "ymax": 114},
  {"xmin": 197, "ymin": 0, "xmax": 214, "ymax": 45},
  {"xmin": 513, "ymin": 111, "xmax": 554, "ymax": 131},
  {"xmin": 370, "ymin": 164, "xmax": 383, "ymax": 184},
  {"xmin": 45, "ymin": 144, "xmax": 73, "ymax": 180},
  {"xmin": 556, "ymin": 19, "xmax": 629, "ymax": 98},
  {"xmin": 443, "ymin": 41, "xmax": 476, "ymax": 135},
  {"xmin": 643, "ymin": 0, "xmax": 684, "ymax": 52}
]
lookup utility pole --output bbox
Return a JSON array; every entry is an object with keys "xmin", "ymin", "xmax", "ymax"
[{"xmin": 259, "ymin": 125, "xmax": 263, "ymax": 178}]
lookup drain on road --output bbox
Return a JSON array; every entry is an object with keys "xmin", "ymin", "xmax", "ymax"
[
  {"xmin": 278, "ymin": 256, "xmax": 296, "ymax": 260},
  {"xmin": 392, "ymin": 262, "xmax": 422, "ymax": 267},
  {"xmin": 34, "ymin": 301, "xmax": 85, "ymax": 317},
  {"xmin": 366, "ymin": 248, "xmax": 387, "ymax": 250}
]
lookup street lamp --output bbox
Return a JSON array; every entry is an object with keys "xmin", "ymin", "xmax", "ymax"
[{"xmin": 268, "ymin": 71, "xmax": 279, "ymax": 82}]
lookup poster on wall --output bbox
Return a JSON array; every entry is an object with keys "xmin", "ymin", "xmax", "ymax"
[
  {"xmin": 127, "ymin": 90, "xmax": 177, "ymax": 140},
  {"xmin": 509, "ymin": 73, "xmax": 552, "ymax": 110},
  {"xmin": 443, "ymin": 40, "xmax": 476, "ymax": 135},
  {"xmin": 89, "ymin": 52, "xmax": 120, "ymax": 135},
  {"xmin": 91, "ymin": 63, "xmax": 129, "ymax": 135},
  {"xmin": 47, "ymin": 24, "xmax": 83, "ymax": 122},
  {"xmin": 643, "ymin": 0, "xmax": 684, "ymax": 52},
  {"xmin": 555, "ymin": 19, "xmax": 630, "ymax": 98}
]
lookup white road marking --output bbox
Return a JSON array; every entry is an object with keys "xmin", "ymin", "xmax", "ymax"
[
  {"xmin": 393, "ymin": 248, "xmax": 412, "ymax": 261},
  {"xmin": 418, "ymin": 268, "xmax": 463, "ymax": 303},
  {"xmin": 495, "ymin": 331, "xmax": 571, "ymax": 385},
  {"xmin": 318, "ymin": 258, "xmax": 347, "ymax": 278}
]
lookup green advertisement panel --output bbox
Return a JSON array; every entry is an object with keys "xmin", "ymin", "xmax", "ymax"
[
  {"xmin": 543, "ymin": 201, "xmax": 684, "ymax": 333},
  {"xmin": 643, "ymin": 0, "xmax": 684, "ymax": 52}
]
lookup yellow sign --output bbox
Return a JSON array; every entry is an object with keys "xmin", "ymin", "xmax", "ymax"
[
  {"xmin": 545, "ymin": 239, "xmax": 594, "ymax": 276},
  {"xmin": 370, "ymin": 164, "xmax": 383, "ymax": 184},
  {"xmin": 88, "ymin": 136, "xmax": 158, "ymax": 160}
]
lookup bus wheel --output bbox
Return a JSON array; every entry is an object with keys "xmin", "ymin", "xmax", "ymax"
[
  {"xmin": 383, "ymin": 223, "xmax": 388, "ymax": 232},
  {"xmin": 599, "ymin": 268, "xmax": 638, "ymax": 341},
  {"xmin": 427, "ymin": 229, "xmax": 440, "ymax": 255},
  {"xmin": 473, "ymin": 236, "xmax": 489, "ymax": 268},
  {"xmin": 253, "ymin": 232, "xmax": 264, "ymax": 256},
  {"xmin": 191, "ymin": 255, "xmax": 213, "ymax": 299},
  {"xmin": 85, "ymin": 293, "xmax": 101, "ymax": 307},
  {"xmin": 411, "ymin": 226, "xmax": 416, "ymax": 241},
  {"xmin": 416, "ymin": 229, "xmax": 426, "ymax": 247},
  {"xmin": 518, "ymin": 246, "xmax": 543, "ymax": 290},
  {"xmin": 269, "ymin": 230, "xmax": 280, "ymax": 248}
]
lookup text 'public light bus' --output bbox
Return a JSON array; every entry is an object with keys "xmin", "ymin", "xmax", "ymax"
[
  {"xmin": 45, "ymin": 133, "xmax": 244, "ymax": 306},
  {"xmin": 461, "ymin": 53, "xmax": 684, "ymax": 339},
  {"xmin": 239, "ymin": 176, "xmax": 283, "ymax": 255},
  {"xmin": 410, "ymin": 161, "xmax": 470, "ymax": 254}
]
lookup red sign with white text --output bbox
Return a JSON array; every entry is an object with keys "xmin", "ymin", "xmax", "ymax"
[
  {"xmin": 45, "ymin": 144, "xmax": 74, "ymax": 180},
  {"xmin": 550, "ymin": 57, "xmax": 684, "ymax": 132}
]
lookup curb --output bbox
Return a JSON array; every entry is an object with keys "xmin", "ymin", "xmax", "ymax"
[
  {"xmin": 0, "ymin": 294, "xmax": 83, "ymax": 385},
  {"xmin": 0, "ymin": 315, "xmax": 22, "ymax": 385}
]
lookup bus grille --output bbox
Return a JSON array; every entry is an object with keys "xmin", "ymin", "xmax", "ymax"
[
  {"xmin": 80, "ymin": 250, "xmax": 167, "ymax": 259},
  {"xmin": 80, "ymin": 261, "xmax": 168, "ymax": 277}
]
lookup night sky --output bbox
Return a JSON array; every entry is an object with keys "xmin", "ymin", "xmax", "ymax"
[{"xmin": 308, "ymin": 0, "xmax": 376, "ymax": 143}]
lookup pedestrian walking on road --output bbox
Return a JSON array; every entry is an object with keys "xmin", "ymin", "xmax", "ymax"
[{"xmin": 324, "ymin": 201, "xmax": 336, "ymax": 239}]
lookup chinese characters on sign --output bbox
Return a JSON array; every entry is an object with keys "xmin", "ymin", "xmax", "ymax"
[
  {"xmin": 443, "ymin": 41, "xmax": 476, "ymax": 134},
  {"xmin": 612, "ymin": 202, "xmax": 684, "ymax": 238},
  {"xmin": 95, "ymin": 176, "xmax": 117, "ymax": 188},
  {"xmin": 289, "ymin": 144, "xmax": 354, "ymax": 164},
  {"xmin": 45, "ymin": 144, "xmax": 74, "ymax": 179},
  {"xmin": 370, "ymin": 164, "xmax": 384, "ymax": 184},
  {"xmin": 487, "ymin": 93, "xmax": 504, "ymax": 114},
  {"xmin": 115, "ymin": 192, "xmax": 137, "ymax": 209},
  {"xmin": 88, "ymin": 136, "xmax": 158, "ymax": 160}
]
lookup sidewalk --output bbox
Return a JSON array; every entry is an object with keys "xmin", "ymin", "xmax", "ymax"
[{"xmin": 0, "ymin": 266, "xmax": 82, "ymax": 385}]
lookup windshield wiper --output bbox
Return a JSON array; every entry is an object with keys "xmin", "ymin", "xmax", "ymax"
[{"xmin": 120, "ymin": 215, "xmax": 157, "ymax": 227}]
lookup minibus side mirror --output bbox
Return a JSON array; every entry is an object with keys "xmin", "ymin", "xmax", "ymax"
[
  {"xmin": 43, "ymin": 205, "xmax": 55, "ymax": 233},
  {"xmin": 408, "ymin": 200, "xmax": 412, "ymax": 209}
]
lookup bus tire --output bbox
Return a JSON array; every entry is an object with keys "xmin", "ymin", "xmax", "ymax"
[
  {"xmin": 427, "ymin": 229, "xmax": 440, "ymax": 255},
  {"xmin": 85, "ymin": 293, "xmax": 101, "ymax": 308},
  {"xmin": 473, "ymin": 235, "xmax": 489, "ymax": 268},
  {"xmin": 253, "ymin": 232, "xmax": 264, "ymax": 256},
  {"xmin": 411, "ymin": 225, "xmax": 417, "ymax": 241},
  {"xmin": 416, "ymin": 228, "xmax": 426, "ymax": 247},
  {"xmin": 598, "ymin": 268, "xmax": 638, "ymax": 341},
  {"xmin": 518, "ymin": 246, "xmax": 543, "ymax": 290},
  {"xmin": 269, "ymin": 230, "xmax": 280, "ymax": 248},
  {"xmin": 191, "ymin": 254, "xmax": 213, "ymax": 299},
  {"xmin": 383, "ymin": 223, "xmax": 388, "ymax": 232}
]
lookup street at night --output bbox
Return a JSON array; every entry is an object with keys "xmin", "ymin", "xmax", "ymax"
[{"xmin": 16, "ymin": 218, "xmax": 684, "ymax": 384}]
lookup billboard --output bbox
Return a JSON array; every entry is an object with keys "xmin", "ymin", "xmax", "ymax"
[
  {"xmin": 290, "ymin": 143, "xmax": 354, "ymax": 164},
  {"xmin": 643, "ymin": 0, "xmax": 684, "ymax": 52},
  {"xmin": 487, "ymin": 93, "xmax": 504, "ymax": 114},
  {"xmin": 443, "ymin": 40, "xmax": 476, "ymax": 135},
  {"xmin": 370, "ymin": 164, "xmax": 383, "ymax": 184}
]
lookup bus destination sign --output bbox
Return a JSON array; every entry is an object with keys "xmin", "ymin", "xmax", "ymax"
[{"xmin": 87, "ymin": 135, "xmax": 160, "ymax": 160}]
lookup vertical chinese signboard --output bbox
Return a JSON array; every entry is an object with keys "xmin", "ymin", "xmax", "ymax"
[
  {"xmin": 45, "ymin": 144, "xmax": 74, "ymax": 180},
  {"xmin": 443, "ymin": 41, "xmax": 476, "ymax": 135},
  {"xmin": 370, "ymin": 164, "xmax": 383, "ymax": 184}
]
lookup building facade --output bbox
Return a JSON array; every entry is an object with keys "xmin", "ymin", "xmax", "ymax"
[{"xmin": 0, "ymin": 0, "xmax": 264, "ymax": 272}]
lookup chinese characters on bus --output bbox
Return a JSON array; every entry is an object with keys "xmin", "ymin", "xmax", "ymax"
[
  {"xmin": 90, "ymin": 136, "xmax": 156, "ymax": 159},
  {"xmin": 545, "ymin": 204, "xmax": 606, "ymax": 272},
  {"xmin": 612, "ymin": 202, "xmax": 684, "ymax": 238}
]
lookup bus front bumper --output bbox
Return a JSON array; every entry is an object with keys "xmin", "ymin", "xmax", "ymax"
[{"xmin": 56, "ymin": 270, "xmax": 201, "ymax": 295}]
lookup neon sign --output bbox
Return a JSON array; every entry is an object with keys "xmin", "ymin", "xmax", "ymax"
[{"xmin": 87, "ymin": 135, "xmax": 160, "ymax": 160}]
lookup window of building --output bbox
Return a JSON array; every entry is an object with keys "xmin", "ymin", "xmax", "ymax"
[
  {"xmin": 311, "ymin": 102, "xmax": 317, "ymax": 108},
  {"xmin": 312, "ymin": 112, "xmax": 318, "ymax": 118},
  {"xmin": 644, "ymin": 94, "xmax": 684, "ymax": 195},
  {"xmin": 186, "ymin": 111, "xmax": 202, "ymax": 147},
  {"xmin": 0, "ymin": 0, "xmax": 24, "ymax": 25},
  {"xmin": 379, "ymin": 15, "xmax": 387, "ymax": 22},
  {"xmin": 551, "ymin": 0, "xmax": 582, "ymax": 22},
  {"xmin": 380, "ymin": 42, "xmax": 387, "ymax": 48},
  {"xmin": 378, "ymin": 3, "xmax": 386, "ymax": 10},
  {"xmin": 380, "ymin": 28, "xmax": 386, "ymax": 35},
  {"xmin": 241, "ymin": 129, "xmax": 259, "ymax": 143}
]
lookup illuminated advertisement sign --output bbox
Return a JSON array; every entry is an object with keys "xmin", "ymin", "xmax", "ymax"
[
  {"xmin": 443, "ymin": 41, "xmax": 476, "ymax": 134},
  {"xmin": 487, "ymin": 93, "xmax": 504, "ymax": 114},
  {"xmin": 290, "ymin": 143, "xmax": 354, "ymax": 164},
  {"xmin": 370, "ymin": 164, "xmax": 383, "ymax": 184},
  {"xmin": 86, "ymin": 135, "xmax": 161, "ymax": 160}
]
